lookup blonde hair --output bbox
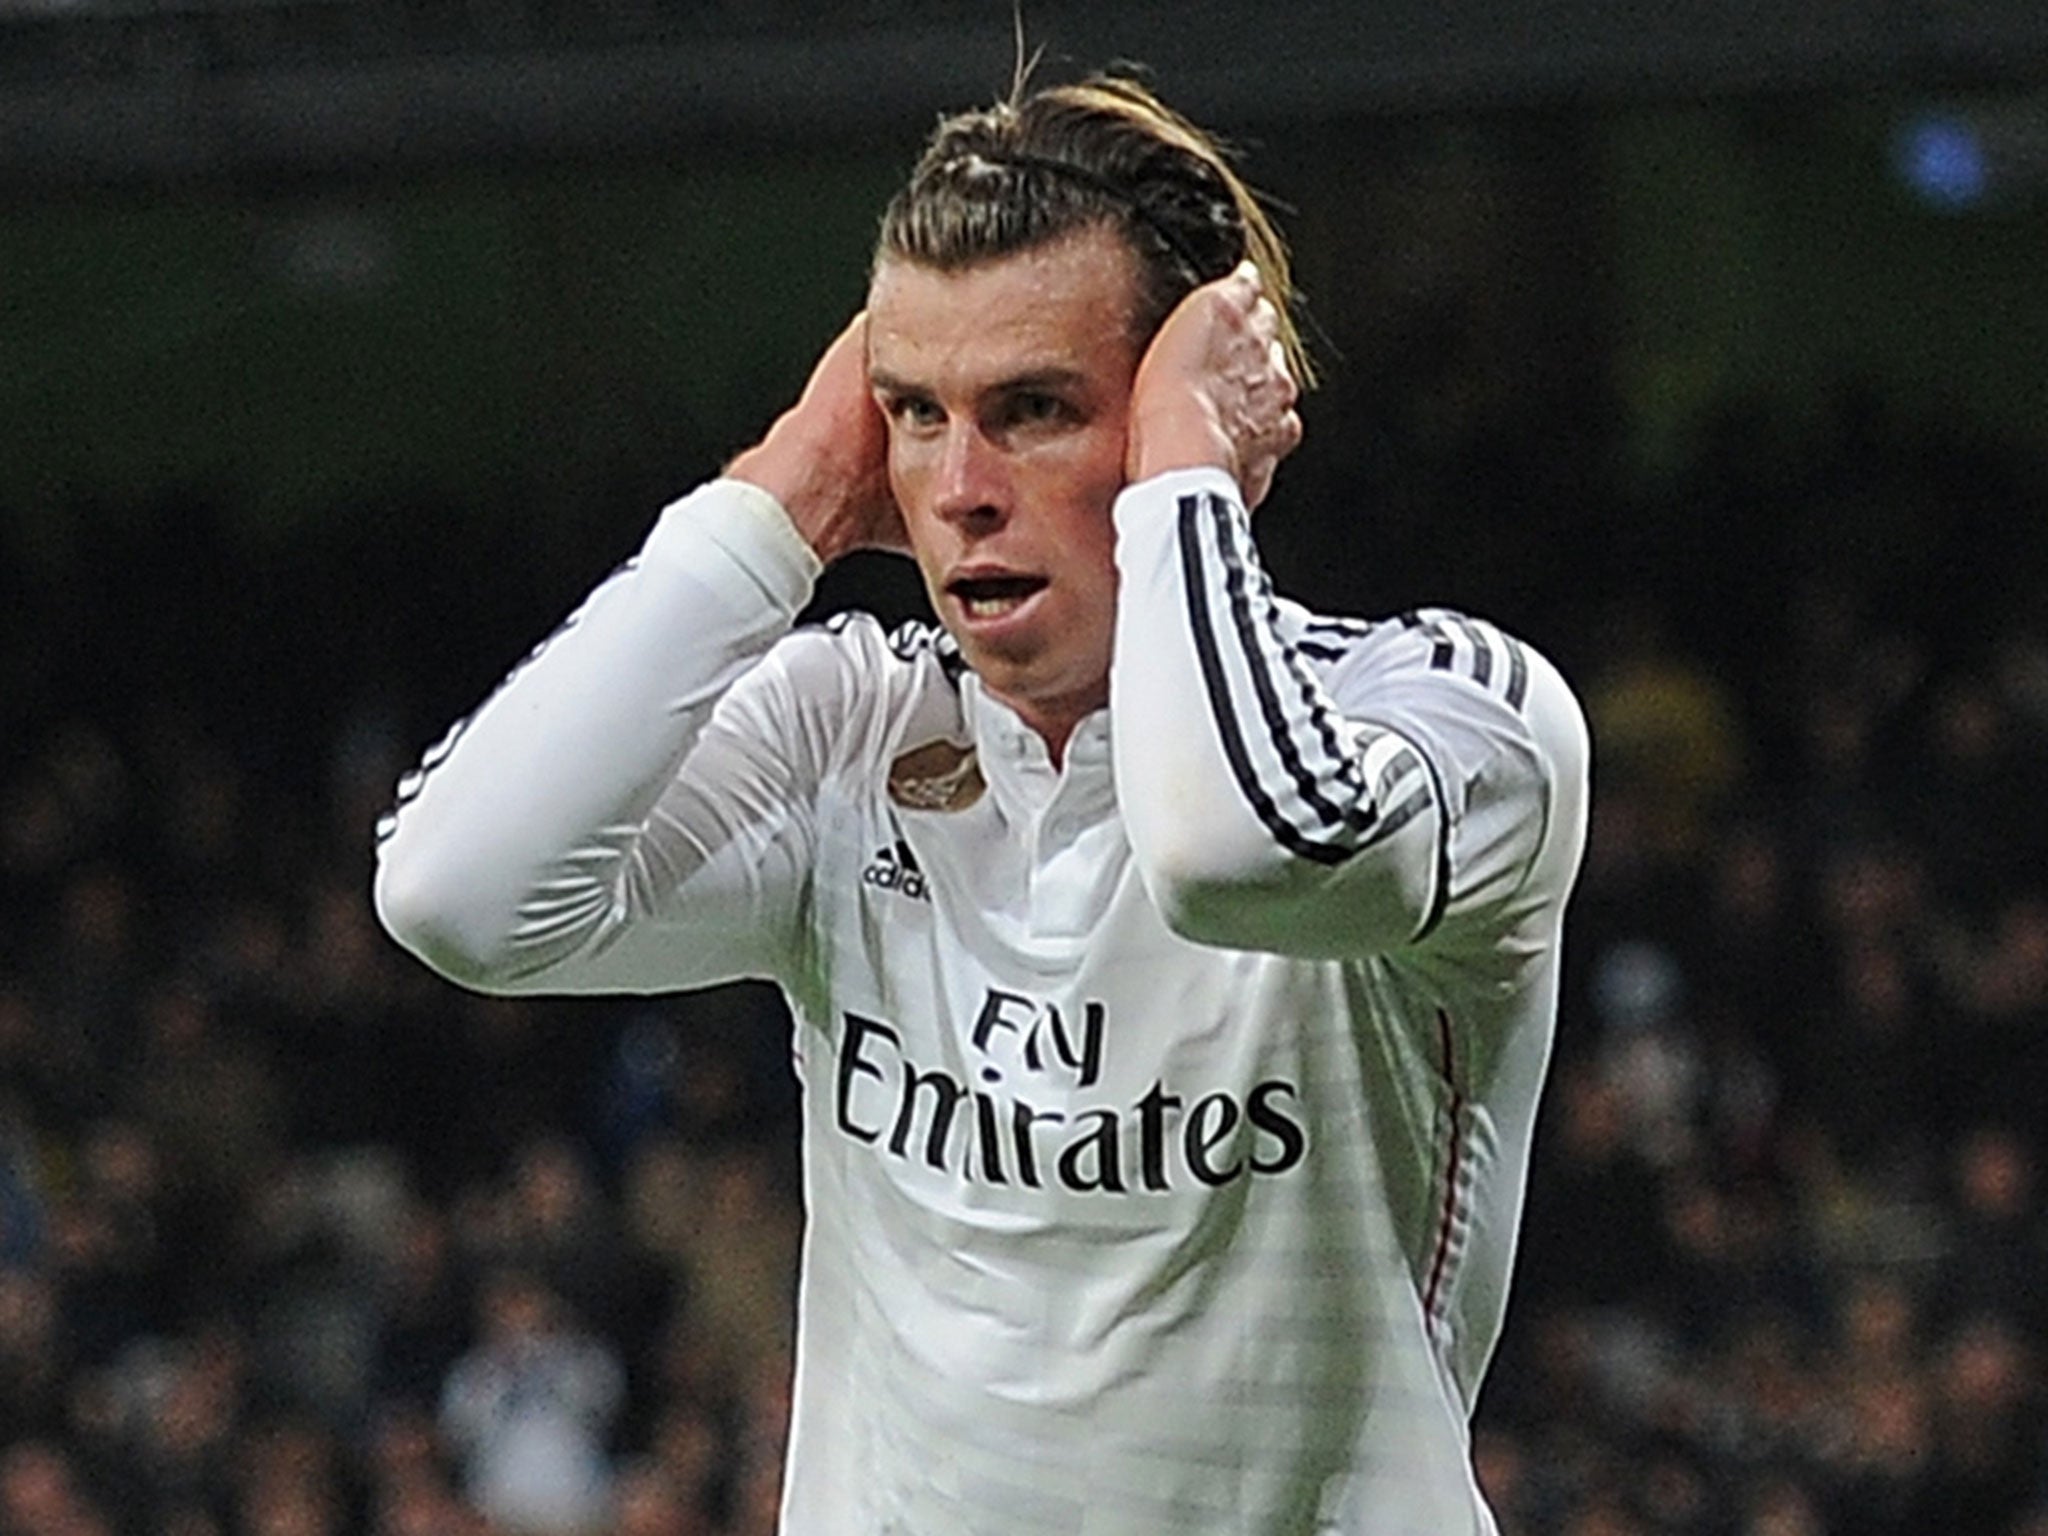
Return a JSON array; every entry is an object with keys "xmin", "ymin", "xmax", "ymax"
[{"xmin": 877, "ymin": 73, "xmax": 1315, "ymax": 388}]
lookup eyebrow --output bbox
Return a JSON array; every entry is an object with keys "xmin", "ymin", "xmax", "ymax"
[{"xmin": 868, "ymin": 366, "xmax": 1091, "ymax": 397}]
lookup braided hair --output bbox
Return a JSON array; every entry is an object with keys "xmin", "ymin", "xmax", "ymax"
[{"xmin": 876, "ymin": 73, "xmax": 1314, "ymax": 388}]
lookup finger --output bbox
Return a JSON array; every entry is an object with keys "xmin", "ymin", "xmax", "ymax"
[
  {"xmin": 805, "ymin": 312, "xmax": 872, "ymax": 403},
  {"xmin": 1246, "ymin": 413, "xmax": 1302, "ymax": 509},
  {"xmin": 1277, "ymin": 410, "xmax": 1304, "ymax": 460},
  {"xmin": 1268, "ymin": 339, "xmax": 1295, "ymax": 395},
  {"xmin": 1217, "ymin": 261, "xmax": 1262, "ymax": 317},
  {"xmin": 1244, "ymin": 458, "xmax": 1276, "ymax": 511},
  {"xmin": 828, "ymin": 309, "xmax": 869, "ymax": 364}
]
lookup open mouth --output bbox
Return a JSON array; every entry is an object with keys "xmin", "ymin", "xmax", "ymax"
[{"xmin": 948, "ymin": 573, "xmax": 1049, "ymax": 621}]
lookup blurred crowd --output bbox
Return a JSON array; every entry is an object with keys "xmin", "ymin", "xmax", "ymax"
[
  {"xmin": 1, "ymin": 391, "xmax": 2045, "ymax": 1536},
  {"xmin": 0, "ymin": 695, "xmax": 804, "ymax": 1535}
]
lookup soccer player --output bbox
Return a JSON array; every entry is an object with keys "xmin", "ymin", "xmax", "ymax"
[{"xmin": 376, "ymin": 72, "xmax": 1590, "ymax": 1535}]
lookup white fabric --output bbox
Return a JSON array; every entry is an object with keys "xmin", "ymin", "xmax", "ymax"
[{"xmin": 376, "ymin": 466, "xmax": 1590, "ymax": 1536}]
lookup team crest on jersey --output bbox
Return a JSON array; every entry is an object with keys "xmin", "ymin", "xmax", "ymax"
[{"xmin": 887, "ymin": 738, "xmax": 985, "ymax": 813}]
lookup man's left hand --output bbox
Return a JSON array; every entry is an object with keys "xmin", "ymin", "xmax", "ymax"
[{"xmin": 1126, "ymin": 262, "xmax": 1303, "ymax": 510}]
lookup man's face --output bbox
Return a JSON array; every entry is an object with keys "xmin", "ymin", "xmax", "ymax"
[{"xmin": 866, "ymin": 227, "xmax": 1144, "ymax": 750}]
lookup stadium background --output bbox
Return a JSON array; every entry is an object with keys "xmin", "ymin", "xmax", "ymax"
[{"xmin": 2, "ymin": 2, "xmax": 2046, "ymax": 1531}]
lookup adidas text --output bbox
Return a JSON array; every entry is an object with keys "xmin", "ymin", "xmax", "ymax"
[{"xmin": 862, "ymin": 844, "xmax": 928, "ymax": 901}]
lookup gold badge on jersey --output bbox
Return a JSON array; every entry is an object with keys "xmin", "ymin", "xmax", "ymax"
[{"xmin": 887, "ymin": 739, "xmax": 985, "ymax": 813}]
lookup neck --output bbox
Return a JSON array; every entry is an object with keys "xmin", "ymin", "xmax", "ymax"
[
  {"xmin": 1020, "ymin": 707, "xmax": 1082, "ymax": 771},
  {"xmin": 988, "ymin": 687, "xmax": 1107, "ymax": 771}
]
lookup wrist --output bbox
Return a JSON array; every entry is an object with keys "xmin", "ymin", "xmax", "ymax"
[
  {"xmin": 1126, "ymin": 406, "xmax": 1237, "ymax": 487},
  {"xmin": 725, "ymin": 439, "xmax": 863, "ymax": 565}
]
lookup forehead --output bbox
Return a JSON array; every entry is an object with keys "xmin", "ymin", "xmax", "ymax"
[{"xmin": 867, "ymin": 227, "xmax": 1143, "ymax": 393}]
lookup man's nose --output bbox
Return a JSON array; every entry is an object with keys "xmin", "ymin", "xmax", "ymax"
[{"xmin": 931, "ymin": 423, "xmax": 1007, "ymax": 526}]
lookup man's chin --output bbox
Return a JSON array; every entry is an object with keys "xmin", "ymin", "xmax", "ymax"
[{"xmin": 959, "ymin": 650, "xmax": 1110, "ymax": 731}]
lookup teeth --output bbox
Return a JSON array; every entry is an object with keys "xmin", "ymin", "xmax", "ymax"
[
  {"xmin": 964, "ymin": 595, "xmax": 1029, "ymax": 618},
  {"xmin": 952, "ymin": 575, "xmax": 1045, "ymax": 620}
]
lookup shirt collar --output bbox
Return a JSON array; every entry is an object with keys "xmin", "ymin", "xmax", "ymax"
[{"xmin": 962, "ymin": 676, "xmax": 1116, "ymax": 827}]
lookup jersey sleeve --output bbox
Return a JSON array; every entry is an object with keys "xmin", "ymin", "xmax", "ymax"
[
  {"xmin": 1109, "ymin": 466, "xmax": 1587, "ymax": 960},
  {"xmin": 372, "ymin": 478, "xmax": 827, "ymax": 995}
]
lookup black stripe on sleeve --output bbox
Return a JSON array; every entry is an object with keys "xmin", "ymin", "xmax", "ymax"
[
  {"xmin": 1376, "ymin": 746, "xmax": 1422, "ymax": 802},
  {"xmin": 1504, "ymin": 633, "xmax": 1529, "ymax": 710},
  {"xmin": 1177, "ymin": 492, "xmax": 1446, "ymax": 868},
  {"xmin": 1412, "ymin": 744, "xmax": 1454, "ymax": 941},
  {"xmin": 1398, "ymin": 609, "xmax": 1532, "ymax": 715},
  {"xmin": 1374, "ymin": 786, "xmax": 1434, "ymax": 843},
  {"xmin": 1453, "ymin": 616, "xmax": 1494, "ymax": 690},
  {"xmin": 376, "ymin": 718, "xmax": 471, "ymax": 843},
  {"xmin": 1176, "ymin": 496, "xmax": 1351, "ymax": 865},
  {"xmin": 1402, "ymin": 611, "xmax": 1458, "ymax": 672},
  {"xmin": 1207, "ymin": 497, "xmax": 1378, "ymax": 847},
  {"xmin": 1303, "ymin": 616, "xmax": 1382, "ymax": 640},
  {"xmin": 376, "ymin": 557, "xmax": 635, "ymax": 844}
]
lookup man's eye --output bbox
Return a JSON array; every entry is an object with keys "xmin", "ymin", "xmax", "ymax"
[
  {"xmin": 1007, "ymin": 393, "xmax": 1070, "ymax": 428},
  {"xmin": 886, "ymin": 396, "xmax": 944, "ymax": 429}
]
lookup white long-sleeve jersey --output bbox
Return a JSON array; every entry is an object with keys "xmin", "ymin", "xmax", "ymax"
[{"xmin": 375, "ymin": 465, "xmax": 1589, "ymax": 1536}]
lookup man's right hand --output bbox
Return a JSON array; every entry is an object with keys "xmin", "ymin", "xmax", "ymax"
[{"xmin": 725, "ymin": 314, "xmax": 906, "ymax": 564}]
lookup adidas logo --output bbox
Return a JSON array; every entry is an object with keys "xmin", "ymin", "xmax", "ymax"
[{"xmin": 862, "ymin": 839, "xmax": 929, "ymax": 901}]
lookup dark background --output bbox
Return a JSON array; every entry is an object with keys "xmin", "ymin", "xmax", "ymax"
[{"xmin": 2, "ymin": 3, "xmax": 2045, "ymax": 1533}]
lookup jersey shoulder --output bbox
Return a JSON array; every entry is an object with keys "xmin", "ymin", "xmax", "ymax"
[
  {"xmin": 1278, "ymin": 600, "xmax": 1542, "ymax": 717},
  {"xmin": 752, "ymin": 612, "xmax": 969, "ymax": 776},
  {"xmin": 1281, "ymin": 601, "xmax": 1587, "ymax": 838}
]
